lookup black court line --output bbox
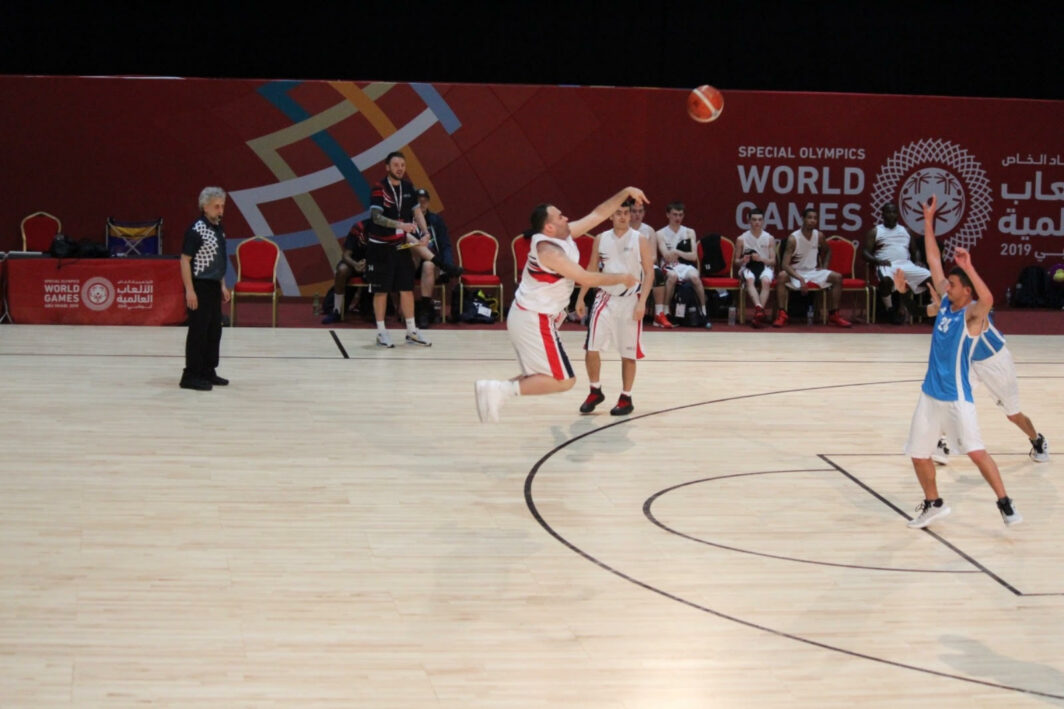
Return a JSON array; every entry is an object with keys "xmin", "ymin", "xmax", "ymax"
[
  {"xmin": 524, "ymin": 376, "xmax": 1064, "ymax": 700},
  {"xmin": 329, "ymin": 330, "xmax": 349, "ymax": 358},
  {"xmin": 644, "ymin": 469, "xmax": 982, "ymax": 574},
  {"xmin": 820, "ymin": 454, "xmax": 1024, "ymax": 595}
]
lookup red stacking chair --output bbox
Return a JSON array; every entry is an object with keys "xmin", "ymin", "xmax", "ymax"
[
  {"xmin": 231, "ymin": 236, "xmax": 281, "ymax": 327},
  {"xmin": 21, "ymin": 211, "xmax": 61, "ymax": 252},
  {"xmin": 455, "ymin": 231, "xmax": 503, "ymax": 318}
]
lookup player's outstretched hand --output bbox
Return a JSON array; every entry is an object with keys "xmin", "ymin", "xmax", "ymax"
[
  {"xmin": 626, "ymin": 187, "xmax": 650, "ymax": 206},
  {"xmin": 922, "ymin": 195, "xmax": 938, "ymax": 223},
  {"xmin": 953, "ymin": 247, "xmax": 971, "ymax": 270}
]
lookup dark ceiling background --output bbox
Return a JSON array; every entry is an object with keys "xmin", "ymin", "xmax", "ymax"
[{"xmin": 3, "ymin": 1, "xmax": 1060, "ymax": 100}]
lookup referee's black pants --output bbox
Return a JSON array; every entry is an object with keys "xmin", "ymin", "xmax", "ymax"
[{"xmin": 184, "ymin": 278, "xmax": 223, "ymax": 380}]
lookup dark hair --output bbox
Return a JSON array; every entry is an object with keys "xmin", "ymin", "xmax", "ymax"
[
  {"xmin": 530, "ymin": 203, "xmax": 551, "ymax": 234},
  {"xmin": 749, "ymin": 207, "xmax": 764, "ymax": 217},
  {"xmin": 881, "ymin": 202, "xmax": 898, "ymax": 214},
  {"xmin": 802, "ymin": 207, "xmax": 817, "ymax": 218},
  {"xmin": 621, "ymin": 198, "xmax": 635, "ymax": 208},
  {"xmin": 949, "ymin": 266, "xmax": 973, "ymax": 290},
  {"xmin": 666, "ymin": 201, "xmax": 685, "ymax": 213},
  {"xmin": 385, "ymin": 151, "xmax": 405, "ymax": 164}
]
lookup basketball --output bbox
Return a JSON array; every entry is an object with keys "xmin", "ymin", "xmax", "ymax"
[{"xmin": 687, "ymin": 84, "xmax": 724, "ymax": 123}]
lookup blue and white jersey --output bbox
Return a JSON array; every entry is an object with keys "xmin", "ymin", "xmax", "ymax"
[
  {"xmin": 921, "ymin": 295, "xmax": 975, "ymax": 403},
  {"xmin": 971, "ymin": 311, "xmax": 1007, "ymax": 363}
]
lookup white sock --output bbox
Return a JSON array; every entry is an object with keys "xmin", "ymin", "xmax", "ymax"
[
  {"xmin": 654, "ymin": 304, "xmax": 664, "ymax": 315},
  {"xmin": 589, "ymin": 382, "xmax": 601, "ymax": 390},
  {"xmin": 376, "ymin": 320, "xmax": 386, "ymax": 333},
  {"xmin": 621, "ymin": 390, "xmax": 632, "ymax": 397},
  {"xmin": 507, "ymin": 380, "xmax": 521, "ymax": 397},
  {"xmin": 335, "ymin": 293, "xmax": 344, "ymax": 313},
  {"xmin": 405, "ymin": 317, "xmax": 417, "ymax": 333}
]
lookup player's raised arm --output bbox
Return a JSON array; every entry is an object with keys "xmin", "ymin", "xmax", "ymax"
[
  {"xmin": 569, "ymin": 187, "xmax": 649, "ymax": 238},
  {"xmin": 921, "ymin": 196, "xmax": 948, "ymax": 294},
  {"xmin": 538, "ymin": 241, "xmax": 637, "ymax": 290}
]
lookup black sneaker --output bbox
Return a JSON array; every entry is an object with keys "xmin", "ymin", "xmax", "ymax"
[
  {"xmin": 206, "ymin": 372, "xmax": 229, "ymax": 386},
  {"xmin": 179, "ymin": 376, "xmax": 212, "ymax": 391},
  {"xmin": 610, "ymin": 394, "xmax": 634, "ymax": 416},
  {"xmin": 996, "ymin": 496, "xmax": 1023, "ymax": 526},
  {"xmin": 579, "ymin": 387, "xmax": 605, "ymax": 413},
  {"xmin": 1030, "ymin": 433, "xmax": 1049, "ymax": 462},
  {"xmin": 321, "ymin": 310, "xmax": 341, "ymax": 324}
]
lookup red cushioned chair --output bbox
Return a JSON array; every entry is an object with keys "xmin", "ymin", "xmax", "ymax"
[
  {"xmin": 21, "ymin": 211, "xmax": 61, "ymax": 252},
  {"xmin": 511, "ymin": 233, "xmax": 532, "ymax": 286},
  {"xmin": 455, "ymin": 231, "xmax": 503, "ymax": 319},
  {"xmin": 231, "ymin": 236, "xmax": 280, "ymax": 327},
  {"xmin": 698, "ymin": 237, "xmax": 742, "ymax": 321},
  {"xmin": 826, "ymin": 235, "xmax": 872, "ymax": 324}
]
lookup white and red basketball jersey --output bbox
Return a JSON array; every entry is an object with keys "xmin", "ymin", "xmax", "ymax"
[
  {"xmin": 737, "ymin": 230, "xmax": 776, "ymax": 264},
  {"xmin": 597, "ymin": 228, "xmax": 644, "ymax": 297},
  {"xmin": 635, "ymin": 222, "xmax": 655, "ymax": 241},
  {"xmin": 788, "ymin": 229, "xmax": 822, "ymax": 271},
  {"xmin": 656, "ymin": 225, "xmax": 696, "ymax": 265},
  {"xmin": 514, "ymin": 234, "xmax": 580, "ymax": 314},
  {"xmin": 875, "ymin": 223, "xmax": 912, "ymax": 263}
]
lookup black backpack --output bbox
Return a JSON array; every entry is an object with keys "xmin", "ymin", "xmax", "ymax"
[{"xmin": 1013, "ymin": 265, "xmax": 1049, "ymax": 307}]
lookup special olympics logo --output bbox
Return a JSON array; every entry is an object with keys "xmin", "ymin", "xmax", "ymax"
[
  {"xmin": 81, "ymin": 276, "xmax": 115, "ymax": 311},
  {"xmin": 869, "ymin": 138, "xmax": 992, "ymax": 257}
]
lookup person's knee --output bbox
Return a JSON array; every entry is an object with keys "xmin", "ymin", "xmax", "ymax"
[{"xmin": 558, "ymin": 377, "xmax": 576, "ymax": 392}]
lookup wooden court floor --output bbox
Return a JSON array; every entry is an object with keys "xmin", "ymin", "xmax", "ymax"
[{"xmin": 1, "ymin": 324, "xmax": 1062, "ymax": 707}]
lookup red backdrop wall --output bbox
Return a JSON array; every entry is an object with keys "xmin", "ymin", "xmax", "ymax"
[{"xmin": 3, "ymin": 75, "xmax": 1062, "ymax": 301}]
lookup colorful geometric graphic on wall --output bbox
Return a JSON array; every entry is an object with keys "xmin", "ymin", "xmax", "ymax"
[{"xmin": 227, "ymin": 81, "xmax": 461, "ymax": 295}]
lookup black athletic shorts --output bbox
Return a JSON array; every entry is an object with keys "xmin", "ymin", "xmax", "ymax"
[{"xmin": 366, "ymin": 241, "xmax": 415, "ymax": 293}]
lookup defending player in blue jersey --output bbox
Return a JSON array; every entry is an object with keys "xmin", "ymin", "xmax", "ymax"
[{"xmin": 903, "ymin": 196, "xmax": 1022, "ymax": 529}]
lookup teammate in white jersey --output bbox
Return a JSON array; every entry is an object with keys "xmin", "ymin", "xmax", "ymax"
[
  {"xmin": 735, "ymin": 207, "xmax": 777, "ymax": 327},
  {"xmin": 896, "ymin": 273, "xmax": 1049, "ymax": 464},
  {"xmin": 629, "ymin": 201, "xmax": 672, "ymax": 328},
  {"xmin": 773, "ymin": 208, "xmax": 852, "ymax": 328},
  {"xmin": 656, "ymin": 202, "xmax": 711, "ymax": 328},
  {"xmin": 904, "ymin": 196, "xmax": 1021, "ymax": 529},
  {"xmin": 863, "ymin": 202, "xmax": 932, "ymax": 324},
  {"xmin": 573, "ymin": 198, "xmax": 655, "ymax": 416},
  {"xmin": 474, "ymin": 187, "xmax": 647, "ymax": 423}
]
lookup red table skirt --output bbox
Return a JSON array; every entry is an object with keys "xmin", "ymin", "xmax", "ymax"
[{"xmin": 4, "ymin": 256, "xmax": 187, "ymax": 325}]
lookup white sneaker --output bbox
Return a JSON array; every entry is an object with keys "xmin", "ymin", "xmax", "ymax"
[
  {"xmin": 1030, "ymin": 434, "xmax": 1049, "ymax": 463},
  {"xmin": 932, "ymin": 437, "xmax": 950, "ymax": 465},
  {"xmin": 997, "ymin": 497, "xmax": 1023, "ymax": 526},
  {"xmin": 474, "ymin": 380, "xmax": 507, "ymax": 423},
  {"xmin": 405, "ymin": 331, "xmax": 432, "ymax": 347},
  {"xmin": 376, "ymin": 331, "xmax": 395, "ymax": 348},
  {"xmin": 907, "ymin": 500, "xmax": 951, "ymax": 528}
]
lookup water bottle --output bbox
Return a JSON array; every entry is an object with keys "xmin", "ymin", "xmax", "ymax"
[
  {"xmin": 806, "ymin": 304, "xmax": 814, "ymax": 325},
  {"xmin": 312, "ymin": 293, "xmax": 321, "ymax": 316},
  {"xmin": 727, "ymin": 306, "xmax": 736, "ymax": 326},
  {"xmin": 1004, "ymin": 287, "xmax": 1012, "ymax": 307}
]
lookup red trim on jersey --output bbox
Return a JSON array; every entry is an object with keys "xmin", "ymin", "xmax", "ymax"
[
  {"xmin": 635, "ymin": 320, "xmax": 645, "ymax": 359},
  {"xmin": 528, "ymin": 266, "xmax": 563, "ymax": 283},
  {"xmin": 590, "ymin": 293, "xmax": 609, "ymax": 338},
  {"xmin": 538, "ymin": 312, "xmax": 564, "ymax": 378}
]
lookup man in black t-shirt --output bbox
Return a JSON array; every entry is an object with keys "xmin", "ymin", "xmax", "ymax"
[
  {"xmin": 179, "ymin": 186, "xmax": 231, "ymax": 390},
  {"xmin": 366, "ymin": 151, "xmax": 432, "ymax": 347}
]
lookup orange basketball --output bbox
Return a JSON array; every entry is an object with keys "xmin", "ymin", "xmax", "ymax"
[{"xmin": 687, "ymin": 84, "xmax": 724, "ymax": 123}]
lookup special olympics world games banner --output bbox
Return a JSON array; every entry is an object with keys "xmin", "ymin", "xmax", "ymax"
[
  {"xmin": 2, "ymin": 76, "xmax": 1062, "ymax": 300},
  {"xmin": 4, "ymin": 257, "xmax": 186, "ymax": 325}
]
